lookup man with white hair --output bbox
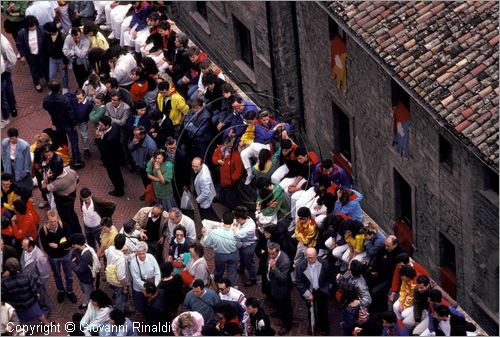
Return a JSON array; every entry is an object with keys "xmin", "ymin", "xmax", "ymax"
[
  {"xmin": 191, "ymin": 157, "xmax": 218, "ymax": 221},
  {"xmin": 21, "ymin": 237, "xmax": 50, "ymax": 316},
  {"xmin": 165, "ymin": 208, "xmax": 197, "ymax": 243},
  {"xmin": 294, "ymin": 247, "xmax": 333, "ymax": 335}
]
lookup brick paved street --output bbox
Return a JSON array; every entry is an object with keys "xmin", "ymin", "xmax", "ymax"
[{"xmin": 1, "ymin": 31, "xmax": 342, "ymax": 336}]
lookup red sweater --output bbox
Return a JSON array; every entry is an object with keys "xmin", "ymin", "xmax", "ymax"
[{"xmin": 212, "ymin": 145, "xmax": 244, "ymax": 187}]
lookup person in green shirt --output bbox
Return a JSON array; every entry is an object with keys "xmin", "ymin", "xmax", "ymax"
[
  {"xmin": 146, "ymin": 150, "xmax": 177, "ymax": 211},
  {"xmin": 255, "ymin": 177, "xmax": 290, "ymax": 220},
  {"xmin": 89, "ymin": 93, "xmax": 106, "ymax": 128},
  {"xmin": 3, "ymin": 1, "xmax": 28, "ymax": 41}
]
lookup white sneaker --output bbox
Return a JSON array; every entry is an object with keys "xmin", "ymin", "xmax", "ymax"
[
  {"xmin": 99, "ymin": 24, "xmax": 111, "ymax": 31},
  {"xmin": 1, "ymin": 119, "xmax": 10, "ymax": 127},
  {"xmin": 108, "ymin": 32, "xmax": 115, "ymax": 39}
]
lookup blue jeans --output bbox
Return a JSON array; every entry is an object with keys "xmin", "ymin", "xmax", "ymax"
[
  {"xmin": 79, "ymin": 282, "xmax": 94, "ymax": 304},
  {"xmin": 84, "ymin": 225, "xmax": 102, "ymax": 250},
  {"xmin": 48, "ymin": 253, "xmax": 73, "ymax": 293},
  {"xmin": 214, "ymin": 250, "xmax": 239, "ymax": 285},
  {"xmin": 239, "ymin": 242, "xmax": 257, "ymax": 281},
  {"xmin": 77, "ymin": 122, "xmax": 90, "ymax": 150},
  {"xmin": 1, "ymin": 71, "xmax": 16, "ymax": 120},
  {"xmin": 38, "ymin": 283, "xmax": 50, "ymax": 315},
  {"xmin": 133, "ymin": 290, "xmax": 147, "ymax": 313},
  {"xmin": 112, "ymin": 286, "xmax": 128, "ymax": 312},
  {"xmin": 49, "ymin": 57, "xmax": 69, "ymax": 89},
  {"xmin": 176, "ymin": 78, "xmax": 198, "ymax": 101}
]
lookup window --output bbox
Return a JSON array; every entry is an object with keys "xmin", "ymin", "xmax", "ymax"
[
  {"xmin": 391, "ymin": 79, "xmax": 410, "ymax": 110},
  {"xmin": 439, "ymin": 135, "xmax": 453, "ymax": 171},
  {"xmin": 196, "ymin": 1, "xmax": 208, "ymax": 20},
  {"xmin": 439, "ymin": 232, "xmax": 457, "ymax": 298},
  {"xmin": 392, "ymin": 79, "xmax": 411, "ymax": 159},
  {"xmin": 233, "ymin": 16, "xmax": 253, "ymax": 68},
  {"xmin": 329, "ymin": 17, "xmax": 347, "ymax": 93},
  {"xmin": 486, "ymin": 167, "xmax": 499, "ymax": 193},
  {"xmin": 332, "ymin": 102, "xmax": 351, "ymax": 162},
  {"xmin": 439, "ymin": 233, "xmax": 456, "ymax": 272},
  {"xmin": 394, "ymin": 169, "xmax": 413, "ymax": 230},
  {"xmin": 329, "ymin": 17, "xmax": 345, "ymax": 42}
]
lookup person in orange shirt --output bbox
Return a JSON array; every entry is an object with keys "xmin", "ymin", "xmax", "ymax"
[
  {"xmin": 392, "ymin": 265, "xmax": 417, "ymax": 329},
  {"xmin": 11, "ymin": 199, "xmax": 39, "ymax": 243},
  {"xmin": 390, "ymin": 253, "xmax": 429, "ymax": 300},
  {"xmin": 292, "ymin": 207, "xmax": 318, "ymax": 267}
]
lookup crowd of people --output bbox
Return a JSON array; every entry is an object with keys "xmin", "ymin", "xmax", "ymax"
[{"xmin": 0, "ymin": 1, "xmax": 478, "ymax": 336}]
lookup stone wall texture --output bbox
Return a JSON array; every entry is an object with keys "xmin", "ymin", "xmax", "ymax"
[{"xmin": 172, "ymin": 2, "xmax": 499, "ymax": 333}]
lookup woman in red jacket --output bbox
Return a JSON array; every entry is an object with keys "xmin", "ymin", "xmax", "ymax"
[{"xmin": 212, "ymin": 140, "xmax": 244, "ymax": 210}]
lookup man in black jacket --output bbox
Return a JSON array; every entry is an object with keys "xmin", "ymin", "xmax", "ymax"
[
  {"xmin": 262, "ymin": 242, "xmax": 293, "ymax": 335},
  {"xmin": 39, "ymin": 209, "xmax": 77, "ymax": 304},
  {"xmin": 43, "ymin": 79, "xmax": 84, "ymax": 168},
  {"xmin": 70, "ymin": 233, "xmax": 95, "ymax": 310},
  {"xmin": 95, "ymin": 116, "xmax": 125, "ymax": 197},
  {"xmin": 365, "ymin": 235, "xmax": 405, "ymax": 311},
  {"xmin": 142, "ymin": 282, "xmax": 169, "ymax": 336},
  {"xmin": 294, "ymin": 248, "xmax": 333, "ymax": 335}
]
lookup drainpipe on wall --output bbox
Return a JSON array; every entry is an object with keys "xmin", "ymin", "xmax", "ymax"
[
  {"xmin": 290, "ymin": 1, "xmax": 306, "ymax": 131},
  {"xmin": 265, "ymin": 1, "xmax": 278, "ymax": 111}
]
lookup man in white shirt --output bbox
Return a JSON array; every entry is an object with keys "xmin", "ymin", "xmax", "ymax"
[
  {"xmin": 233, "ymin": 206, "xmax": 257, "ymax": 287},
  {"xmin": 80, "ymin": 187, "xmax": 117, "ymax": 250},
  {"xmin": 109, "ymin": 51, "xmax": 137, "ymax": 88},
  {"xmin": 25, "ymin": 1, "xmax": 57, "ymax": 28},
  {"xmin": 217, "ymin": 276, "xmax": 249, "ymax": 334},
  {"xmin": 105, "ymin": 234, "xmax": 130, "ymax": 312},
  {"xmin": 165, "ymin": 208, "xmax": 197, "ymax": 243}
]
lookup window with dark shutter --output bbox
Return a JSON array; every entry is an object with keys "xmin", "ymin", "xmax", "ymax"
[{"xmin": 233, "ymin": 16, "xmax": 253, "ymax": 69}]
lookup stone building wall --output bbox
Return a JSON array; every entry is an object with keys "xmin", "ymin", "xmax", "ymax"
[{"xmin": 171, "ymin": 1, "xmax": 499, "ymax": 333}]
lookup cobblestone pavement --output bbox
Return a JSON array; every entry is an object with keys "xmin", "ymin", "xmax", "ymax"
[{"xmin": 1, "ymin": 30, "xmax": 342, "ymax": 336}]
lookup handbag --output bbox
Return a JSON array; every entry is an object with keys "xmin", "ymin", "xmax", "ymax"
[
  {"xmin": 180, "ymin": 269, "xmax": 194, "ymax": 287},
  {"xmin": 136, "ymin": 256, "xmax": 155, "ymax": 284},
  {"xmin": 180, "ymin": 190, "xmax": 193, "ymax": 210},
  {"xmin": 145, "ymin": 183, "xmax": 156, "ymax": 204}
]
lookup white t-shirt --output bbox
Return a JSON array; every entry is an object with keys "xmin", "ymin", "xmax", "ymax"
[
  {"xmin": 28, "ymin": 30, "xmax": 38, "ymax": 55},
  {"xmin": 82, "ymin": 199, "xmax": 102, "ymax": 228}
]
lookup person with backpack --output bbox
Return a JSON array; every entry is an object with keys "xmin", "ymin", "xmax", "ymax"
[
  {"xmin": 104, "ymin": 234, "xmax": 130, "ymax": 313},
  {"xmin": 70, "ymin": 233, "xmax": 100, "ymax": 310}
]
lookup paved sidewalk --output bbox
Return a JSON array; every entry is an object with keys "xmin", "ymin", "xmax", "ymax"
[{"xmin": 1, "ymin": 32, "xmax": 342, "ymax": 336}]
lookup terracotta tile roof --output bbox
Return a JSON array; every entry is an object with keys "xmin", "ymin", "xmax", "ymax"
[{"xmin": 328, "ymin": 1, "xmax": 499, "ymax": 170}]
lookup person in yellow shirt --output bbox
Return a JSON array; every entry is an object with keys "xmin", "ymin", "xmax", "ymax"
[
  {"xmin": 392, "ymin": 265, "xmax": 417, "ymax": 329},
  {"xmin": 292, "ymin": 207, "xmax": 318, "ymax": 267},
  {"xmin": 97, "ymin": 217, "xmax": 118, "ymax": 257},
  {"xmin": 342, "ymin": 219, "xmax": 366, "ymax": 264},
  {"xmin": 83, "ymin": 23, "xmax": 109, "ymax": 50},
  {"xmin": 156, "ymin": 81, "xmax": 189, "ymax": 138}
]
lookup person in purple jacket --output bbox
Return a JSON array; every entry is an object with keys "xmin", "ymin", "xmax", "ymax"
[
  {"xmin": 121, "ymin": 1, "xmax": 149, "ymax": 53},
  {"xmin": 73, "ymin": 89, "xmax": 94, "ymax": 159}
]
